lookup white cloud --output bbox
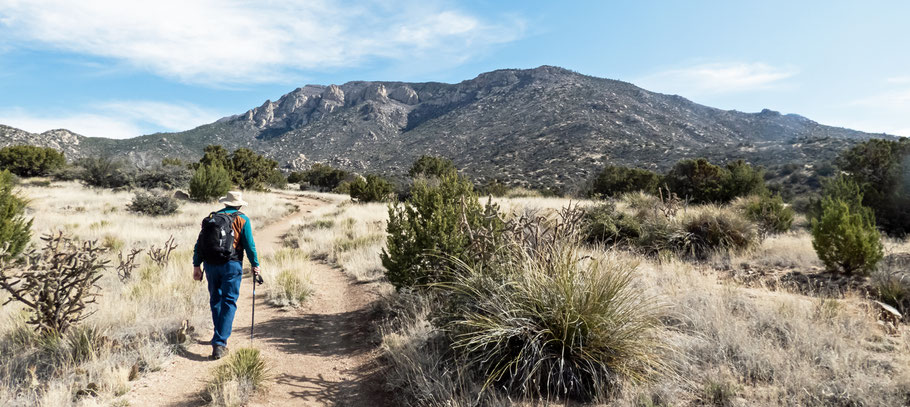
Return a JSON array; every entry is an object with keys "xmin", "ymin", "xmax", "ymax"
[
  {"xmin": 636, "ymin": 62, "xmax": 798, "ymax": 96},
  {"xmin": 850, "ymin": 88, "xmax": 910, "ymax": 110},
  {"xmin": 0, "ymin": 1, "xmax": 524, "ymax": 85},
  {"xmin": 837, "ymin": 88, "xmax": 910, "ymax": 137},
  {"xmin": 886, "ymin": 76, "xmax": 910, "ymax": 84},
  {"xmin": 0, "ymin": 101, "xmax": 222, "ymax": 139}
]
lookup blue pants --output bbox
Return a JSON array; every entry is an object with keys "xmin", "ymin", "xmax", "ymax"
[{"xmin": 205, "ymin": 261, "xmax": 243, "ymax": 347}]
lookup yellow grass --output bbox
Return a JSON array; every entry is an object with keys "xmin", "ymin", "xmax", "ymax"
[{"xmin": 0, "ymin": 181, "xmax": 299, "ymax": 406}]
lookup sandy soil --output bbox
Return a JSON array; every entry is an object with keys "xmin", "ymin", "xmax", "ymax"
[{"xmin": 126, "ymin": 194, "xmax": 390, "ymax": 407}]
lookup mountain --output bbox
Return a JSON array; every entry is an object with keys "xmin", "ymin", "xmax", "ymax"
[{"xmin": 0, "ymin": 66, "xmax": 890, "ymax": 189}]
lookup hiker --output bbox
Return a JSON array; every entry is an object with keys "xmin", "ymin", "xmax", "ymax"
[{"xmin": 192, "ymin": 191, "xmax": 261, "ymax": 360}]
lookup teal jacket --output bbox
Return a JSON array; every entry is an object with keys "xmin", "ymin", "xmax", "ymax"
[{"xmin": 193, "ymin": 208, "xmax": 260, "ymax": 267}]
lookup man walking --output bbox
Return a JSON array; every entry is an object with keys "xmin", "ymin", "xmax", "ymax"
[{"xmin": 192, "ymin": 191, "xmax": 261, "ymax": 360}]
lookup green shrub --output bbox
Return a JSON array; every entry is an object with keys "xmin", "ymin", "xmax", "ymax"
[
  {"xmin": 446, "ymin": 245, "xmax": 663, "ymax": 401},
  {"xmin": 49, "ymin": 165, "xmax": 82, "ymax": 182},
  {"xmin": 382, "ymin": 173, "xmax": 504, "ymax": 289},
  {"xmin": 811, "ymin": 196, "xmax": 882, "ymax": 275},
  {"xmin": 408, "ymin": 155, "xmax": 456, "ymax": 178},
  {"xmin": 680, "ymin": 207, "xmax": 758, "ymax": 259},
  {"xmin": 665, "ymin": 158, "xmax": 764, "ymax": 204},
  {"xmin": 836, "ymin": 138, "xmax": 910, "ymax": 236},
  {"xmin": 229, "ymin": 148, "xmax": 279, "ymax": 191},
  {"xmin": 189, "ymin": 164, "xmax": 232, "ymax": 202},
  {"xmin": 723, "ymin": 160, "xmax": 766, "ymax": 199},
  {"xmin": 0, "ymin": 145, "xmax": 66, "ymax": 177},
  {"xmin": 127, "ymin": 191, "xmax": 179, "ymax": 216},
  {"xmin": 76, "ymin": 157, "xmax": 134, "ymax": 189},
  {"xmin": 738, "ymin": 194, "xmax": 794, "ymax": 235},
  {"xmin": 300, "ymin": 163, "xmax": 351, "ymax": 191},
  {"xmin": 265, "ymin": 169, "xmax": 287, "ymax": 190},
  {"xmin": 349, "ymin": 174, "xmax": 394, "ymax": 202},
  {"xmin": 331, "ymin": 180, "xmax": 352, "ymax": 195},
  {"xmin": 199, "ymin": 145, "xmax": 231, "ymax": 170},
  {"xmin": 207, "ymin": 348, "xmax": 269, "ymax": 406},
  {"xmin": 590, "ymin": 165, "xmax": 661, "ymax": 198},
  {"xmin": 664, "ymin": 158, "xmax": 727, "ymax": 204},
  {"xmin": 0, "ymin": 170, "xmax": 32, "ymax": 259},
  {"xmin": 583, "ymin": 202, "xmax": 642, "ymax": 245},
  {"xmin": 135, "ymin": 165, "xmax": 192, "ymax": 190},
  {"xmin": 286, "ymin": 171, "xmax": 304, "ymax": 184}
]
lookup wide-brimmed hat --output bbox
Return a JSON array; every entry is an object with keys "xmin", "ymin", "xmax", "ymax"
[{"xmin": 219, "ymin": 191, "xmax": 248, "ymax": 207}]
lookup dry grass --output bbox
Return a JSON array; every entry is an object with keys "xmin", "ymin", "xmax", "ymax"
[
  {"xmin": 260, "ymin": 249, "xmax": 313, "ymax": 307},
  {"xmin": 284, "ymin": 200, "xmax": 388, "ymax": 282},
  {"xmin": 0, "ymin": 181, "xmax": 298, "ymax": 406},
  {"xmin": 621, "ymin": 254, "xmax": 910, "ymax": 406},
  {"xmin": 379, "ymin": 196, "xmax": 910, "ymax": 406}
]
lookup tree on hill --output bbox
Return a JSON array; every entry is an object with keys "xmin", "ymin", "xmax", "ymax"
[{"xmin": 0, "ymin": 145, "xmax": 66, "ymax": 177}]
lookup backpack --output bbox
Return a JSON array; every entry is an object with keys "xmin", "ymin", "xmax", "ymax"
[{"xmin": 199, "ymin": 211, "xmax": 240, "ymax": 265}]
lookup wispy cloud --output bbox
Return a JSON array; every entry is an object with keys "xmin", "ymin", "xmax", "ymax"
[
  {"xmin": 850, "ymin": 88, "xmax": 910, "ymax": 110},
  {"xmin": 0, "ymin": 101, "xmax": 222, "ymax": 139},
  {"xmin": 0, "ymin": 1, "xmax": 524, "ymax": 85},
  {"xmin": 841, "ymin": 86, "xmax": 910, "ymax": 137},
  {"xmin": 636, "ymin": 62, "xmax": 798, "ymax": 96}
]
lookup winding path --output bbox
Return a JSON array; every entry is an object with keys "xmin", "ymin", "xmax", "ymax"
[{"xmin": 127, "ymin": 194, "xmax": 389, "ymax": 406}]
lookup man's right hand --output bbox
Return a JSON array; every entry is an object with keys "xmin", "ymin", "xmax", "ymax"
[{"xmin": 193, "ymin": 266, "xmax": 203, "ymax": 281}]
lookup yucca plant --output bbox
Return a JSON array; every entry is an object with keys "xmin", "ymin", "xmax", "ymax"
[
  {"xmin": 443, "ymin": 244, "xmax": 664, "ymax": 402},
  {"xmin": 207, "ymin": 348, "xmax": 270, "ymax": 406}
]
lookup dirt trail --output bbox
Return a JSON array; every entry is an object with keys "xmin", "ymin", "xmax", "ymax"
[{"xmin": 127, "ymin": 194, "xmax": 389, "ymax": 407}]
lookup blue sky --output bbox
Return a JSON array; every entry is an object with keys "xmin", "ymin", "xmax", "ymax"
[{"xmin": 0, "ymin": 1, "xmax": 907, "ymax": 139}]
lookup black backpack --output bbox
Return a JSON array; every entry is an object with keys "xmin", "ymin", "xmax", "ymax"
[{"xmin": 198, "ymin": 211, "xmax": 240, "ymax": 265}]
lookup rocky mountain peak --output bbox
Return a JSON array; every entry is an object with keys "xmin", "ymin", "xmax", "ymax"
[{"xmin": 389, "ymin": 85, "xmax": 419, "ymax": 105}]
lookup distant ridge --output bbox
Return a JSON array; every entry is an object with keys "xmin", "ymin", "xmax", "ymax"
[{"xmin": 0, "ymin": 66, "xmax": 890, "ymax": 188}]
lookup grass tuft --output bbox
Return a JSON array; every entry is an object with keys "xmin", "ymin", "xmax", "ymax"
[
  {"xmin": 207, "ymin": 348, "xmax": 270, "ymax": 407},
  {"xmin": 267, "ymin": 269, "xmax": 313, "ymax": 307},
  {"xmin": 445, "ymin": 244, "xmax": 665, "ymax": 401}
]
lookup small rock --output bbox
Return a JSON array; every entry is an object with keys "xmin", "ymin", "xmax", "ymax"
[
  {"xmin": 173, "ymin": 190, "xmax": 190, "ymax": 200},
  {"xmin": 129, "ymin": 363, "xmax": 140, "ymax": 381}
]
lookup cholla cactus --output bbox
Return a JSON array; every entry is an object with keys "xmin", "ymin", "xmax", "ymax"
[
  {"xmin": 148, "ymin": 235, "xmax": 177, "ymax": 266},
  {"xmin": 0, "ymin": 232, "xmax": 109, "ymax": 334}
]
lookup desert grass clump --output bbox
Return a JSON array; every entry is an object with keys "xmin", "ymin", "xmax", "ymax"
[
  {"xmin": 267, "ymin": 269, "xmax": 312, "ymax": 307},
  {"xmin": 811, "ymin": 196, "xmax": 882, "ymax": 275},
  {"xmin": 445, "ymin": 245, "xmax": 664, "ymax": 401},
  {"xmin": 207, "ymin": 348, "xmax": 270, "ymax": 407},
  {"xmin": 680, "ymin": 206, "xmax": 758, "ymax": 259},
  {"xmin": 127, "ymin": 191, "xmax": 180, "ymax": 216},
  {"xmin": 583, "ymin": 202, "xmax": 642, "ymax": 246},
  {"xmin": 736, "ymin": 194, "xmax": 794, "ymax": 235}
]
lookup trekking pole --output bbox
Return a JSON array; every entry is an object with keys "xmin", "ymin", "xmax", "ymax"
[{"xmin": 250, "ymin": 269, "xmax": 264, "ymax": 346}]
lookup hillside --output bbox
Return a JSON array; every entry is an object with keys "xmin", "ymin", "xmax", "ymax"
[{"xmin": 0, "ymin": 66, "xmax": 890, "ymax": 188}]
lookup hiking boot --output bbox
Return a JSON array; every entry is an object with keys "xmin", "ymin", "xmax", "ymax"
[{"xmin": 211, "ymin": 345, "xmax": 228, "ymax": 360}]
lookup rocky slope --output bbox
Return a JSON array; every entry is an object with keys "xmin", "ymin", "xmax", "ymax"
[{"xmin": 0, "ymin": 66, "xmax": 890, "ymax": 188}]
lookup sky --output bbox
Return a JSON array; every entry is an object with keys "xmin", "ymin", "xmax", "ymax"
[{"xmin": 0, "ymin": 0, "xmax": 907, "ymax": 139}]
